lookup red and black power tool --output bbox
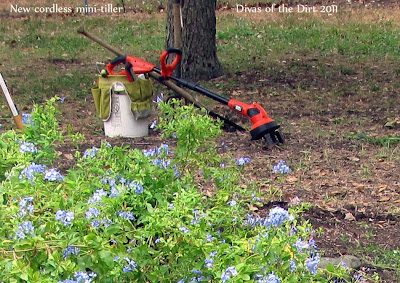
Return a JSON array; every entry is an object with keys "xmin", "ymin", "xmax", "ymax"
[{"xmin": 152, "ymin": 48, "xmax": 284, "ymax": 145}]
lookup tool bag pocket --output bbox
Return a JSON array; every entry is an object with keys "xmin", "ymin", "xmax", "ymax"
[
  {"xmin": 91, "ymin": 86, "xmax": 111, "ymax": 120},
  {"xmin": 126, "ymin": 78, "xmax": 153, "ymax": 119},
  {"xmin": 92, "ymin": 75, "xmax": 153, "ymax": 120}
]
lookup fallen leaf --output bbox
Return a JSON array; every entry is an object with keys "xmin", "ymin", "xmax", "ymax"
[
  {"xmin": 378, "ymin": 185, "xmax": 388, "ymax": 192},
  {"xmin": 329, "ymin": 190, "xmax": 346, "ymax": 197},
  {"xmin": 204, "ymin": 190, "xmax": 212, "ymax": 198},
  {"xmin": 348, "ymin": 156, "xmax": 360, "ymax": 162},
  {"xmin": 384, "ymin": 118, "xmax": 400, "ymax": 129},
  {"xmin": 352, "ymin": 183, "xmax": 366, "ymax": 191},
  {"xmin": 249, "ymin": 205, "xmax": 259, "ymax": 211},
  {"xmin": 325, "ymin": 206, "xmax": 338, "ymax": 213},
  {"xmin": 378, "ymin": 196, "xmax": 390, "ymax": 202},
  {"xmin": 286, "ymin": 176, "xmax": 298, "ymax": 184},
  {"xmin": 64, "ymin": 153, "xmax": 74, "ymax": 160},
  {"xmin": 345, "ymin": 212, "xmax": 356, "ymax": 221}
]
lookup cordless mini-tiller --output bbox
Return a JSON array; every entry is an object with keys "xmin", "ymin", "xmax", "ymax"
[{"xmin": 78, "ymin": 27, "xmax": 284, "ymax": 146}]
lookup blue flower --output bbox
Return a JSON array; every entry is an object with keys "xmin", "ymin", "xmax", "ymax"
[
  {"xmin": 221, "ymin": 141, "xmax": 227, "ymax": 150},
  {"xmin": 306, "ymin": 254, "xmax": 320, "ymax": 275},
  {"xmin": 58, "ymin": 271, "xmax": 97, "ymax": 283},
  {"xmin": 179, "ymin": 226, "xmax": 191, "ymax": 234},
  {"xmin": 192, "ymin": 269, "xmax": 202, "ymax": 275},
  {"xmin": 190, "ymin": 210, "xmax": 206, "ymax": 225},
  {"xmin": 83, "ymin": 147, "xmax": 99, "ymax": 158},
  {"xmin": 309, "ymin": 238, "xmax": 317, "ymax": 250},
  {"xmin": 156, "ymin": 143, "xmax": 169, "ymax": 155},
  {"xmin": 294, "ymin": 239, "xmax": 310, "ymax": 252},
  {"xmin": 236, "ymin": 157, "xmax": 250, "ymax": 166},
  {"xmin": 149, "ymin": 120, "xmax": 157, "ymax": 129},
  {"xmin": 189, "ymin": 276, "xmax": 205, "ymax": 283},
  {"xmin": 109, "ymin": 187, "xmax": 120, "ymax": 198},
  {"xmin": 15, "ymin": 221, "xmax": 35, "ymax": 239},
  {"xmin": 88, "ymin": 189, "xmax": 108, "ymax": 205},
  {"xmin": 91, "ymin": 219, "xmax": 101, "ymax": 229},
  {"xmin": 22, "ymin": 113, "xmax": 34, "ymax": 125},
  {"xmin": 155, "ymin": 238, "xmax": 161, "ymax": 244},
  {"xmin": 55, "ymin": 210, "xmax": 74, "ymax": 226},
  {"xmin": 209, "ymin": 251, "xmax": 217, "ymax": 258},
  {"xmin": 151, "ymin": 158, "xmax": 171, "ymax": 169},
  {"xmin": 265, "ymin": 207, "xmax": 294, "ymax": 228},
  {"xmin": 103, "ymin": 219, "xmax": 113, "ymax": 227},
  {"xmin": 128, "ymin": 181, "xmax": 145, "ymax": 194},
  {"xmin": 290, "ymin": 260, "xmax": 296, "ymax": 272},
  {"xmin": 143, "ymin": 148, "xmax": 156, "ymax": 157},
  {"xmin": 272, "ymin": 160, "xmax": 290, "ymax": 174},
  {"xmin": 63, "ymin": 246, "xmax": 81, "ymax": 259},
  {"xmin": 44, "ymin": 168, "xmax": 64, "ymax": 182},
  {"xmin": 256, "ymin": 273, "xmax": 281, "ymax": 283},
  {"xmin": 206, "ymin": 234, "xmax": 213, "ymax": 242},
  {"xmin": 17, "ymin": 197, "xmax": 34, "ymax": 218},
  {"xmin": 107, "ymin": 178, "xmax": 116, "ymax": 187},
  {"xmin": 19, "ymin": 163, "xmax": 46, "ymax": 183},
  {"xmin": 244, "ymin": 207, "xmax": 294, "ymax": 229},
  {"xmin": 118, "ymin": 211, "xmax": 135, "ymax": 220},
  {"xmin": 227, "ymin": 199, "xmax": 237, "ymax": 207},
  {"xmin": 221, "ymin": 266, "xmax": 238, "ymax": 282},
  {"xmin": 251, "ymin": 193, "xmax": 263, "ymax": 203},
  {"xmin": 85, "ymin": 207, "xmax": 100, "ymax": 219},
  {"xmin": 153, "ymin": 92, "xmax": 164, "ymax": 104},
  {"xmin": 19, "ymin": 141, "xmax": 38, "ymax": 153},
  {"xmin": 244, "ymin": 214, "xmax": 257, "ymax": 227},
  {"xmin": 204, "ymin": 258, "xmax": 214, "ymax": 268},
  {"xmin": 123, "ymin": 257, "xmax": 138, "ymax": 273}
]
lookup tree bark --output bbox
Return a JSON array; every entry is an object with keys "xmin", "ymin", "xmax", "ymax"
[{"xmin": 166, "ymin": 0, "xmax": 223, "ymax": 81}]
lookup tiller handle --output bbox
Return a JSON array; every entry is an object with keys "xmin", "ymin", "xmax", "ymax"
[
  {"xmin": 106, "ymin": 55, "xmax": 156, "ymax": 81},
  {"xmin": 160, "ymin": 48, "xmax": 182, "ymax": 79}
]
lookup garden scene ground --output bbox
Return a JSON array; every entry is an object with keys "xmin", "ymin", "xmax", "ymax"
[{"xmin": 0, "ymin": 0, "xmax": 399, "ymax": 282}]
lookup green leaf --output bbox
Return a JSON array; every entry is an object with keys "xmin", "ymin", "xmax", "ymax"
[
  {"xmin": 84, "ymin": 233, "xmax": 97, "ymax": 242},
  {"xmin": 99, "ymin": 250, "xmax": 115, "ymax": 268},
  {"xmin": 146, "ymin": 203, "xmax": 154, "ymax": 213},
  {"xmin": 19, "ymin": 273, "xmax": 29, "ymax": 281},
  {"xmin": 105, "ymin": 224, "xmax": 122, "ymax": 235},
  {"xmin": 239, "ymin": 274, "xmax": 250, "ymax": 280},
  {"xmin": 326, "ymin": 263, "xmax": 335, "ymax": 273}
]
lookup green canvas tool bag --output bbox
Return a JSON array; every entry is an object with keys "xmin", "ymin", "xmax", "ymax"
[{"xmin": 91, "ymin": 75, "xmax": 153, "ymax": 121}]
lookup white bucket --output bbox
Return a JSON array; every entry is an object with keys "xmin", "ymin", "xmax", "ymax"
[{"xmin": 103, "ymin": 92, "xmax": 149, "ymax": 138}]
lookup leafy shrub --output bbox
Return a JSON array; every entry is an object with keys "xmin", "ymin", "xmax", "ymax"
[{"xmin": 0, "ymin": 98, "xmax": 349, "ymax": 282}]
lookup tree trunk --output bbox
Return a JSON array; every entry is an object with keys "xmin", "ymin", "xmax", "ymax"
[{"xmin": 166, "ymin": 0, "xmax": 223, "ymax": 81}]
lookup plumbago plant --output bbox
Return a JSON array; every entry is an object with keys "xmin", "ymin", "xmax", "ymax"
[{"xmin": 0, "ymin": 98, "xmax": 350, "ymax": 282}]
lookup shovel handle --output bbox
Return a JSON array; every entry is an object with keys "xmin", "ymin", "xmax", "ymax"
[
  {"xmin": 77, "ymin": 26, "xmax": 124, "ymax": 57},
  {"xmin": 13, "ymin": 114, "xmax": 25, "ymax": 130}
]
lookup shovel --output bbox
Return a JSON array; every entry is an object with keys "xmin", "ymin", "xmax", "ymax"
[{"xmin": 0, "ymin": 72, "xmax": 25, "ymax": 130}]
